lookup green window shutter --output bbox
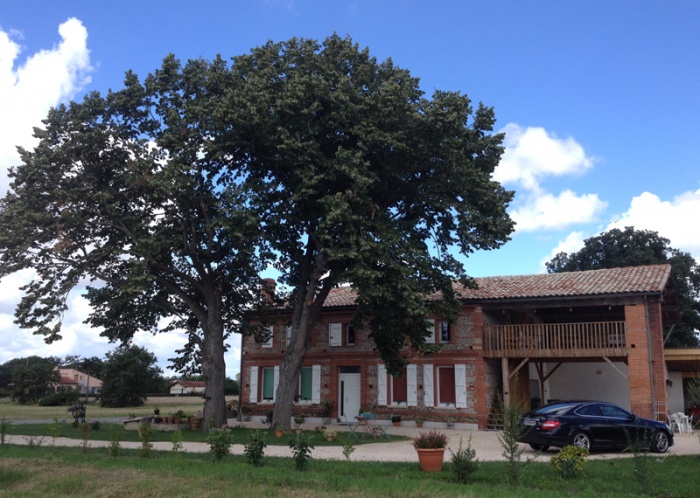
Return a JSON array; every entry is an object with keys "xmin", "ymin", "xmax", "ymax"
[{"xmin": 300, "ymin": 367, "xmax": 312, "ymax": 401}]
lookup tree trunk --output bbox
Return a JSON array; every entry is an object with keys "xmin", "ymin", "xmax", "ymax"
[
  {"xmin": 271, "ymin": 248, "xmax": 331, "ymax": 429},
  {"xmin": 201, "ymin": 316, "xmax": 227, "ymax": 429}
]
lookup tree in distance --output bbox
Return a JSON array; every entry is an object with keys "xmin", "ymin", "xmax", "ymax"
[
  {"xmin": 224, "ymin": 35, "xmax": 514, "ymax": 428},
  {"xmin": 546, "ymin": 226, "xmax": 699, "ymax": 348},
  {"xmin": 99, "ymin": 345, "xmax": 163, "ymax": 407},
  {"xmin": 10, "ymin": 356, "xmax": 60, "ymax": 404}
]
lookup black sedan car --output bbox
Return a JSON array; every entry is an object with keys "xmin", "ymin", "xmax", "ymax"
[{"xmin": 518, "ymin": 401, "xmax": 673, "ymax": 453}]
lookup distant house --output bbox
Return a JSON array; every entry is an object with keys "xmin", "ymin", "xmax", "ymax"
[
  {"xmin": 170, "ymin": 380, "xmax": 206, "ymax": 395},
  {"xmin": 56, "ymin": 369, "xmax": 102, "ymax": 394}
]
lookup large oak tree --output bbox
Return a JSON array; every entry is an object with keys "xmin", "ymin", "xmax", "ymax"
[
  {"xmin": 547, "ymin": 227, "xmax": 700, "ymax": 348},
  {"xmin": 0, "ymin": 56, "xmax": 267, "ymax": 428},
  {"xmin": 222, "ymin": 36, "xmax": 514, "ymax": 428}
]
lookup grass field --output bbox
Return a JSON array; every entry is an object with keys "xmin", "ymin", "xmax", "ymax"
[
  {"xmin": 1, "ymin": 443, "xmax": 698, "ymax": 497},
  {"xmin": 0, "ymin": 396, "xmax": 213, "ymax": 421}
]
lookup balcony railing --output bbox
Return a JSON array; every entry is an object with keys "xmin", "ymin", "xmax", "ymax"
[{"xmin": 483, "ymin": 321, "xmax": 627, "ymax": 358}]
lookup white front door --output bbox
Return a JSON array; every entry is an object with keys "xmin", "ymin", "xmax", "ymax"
[{"xmin": 339, "ymin": 373, "xmax": 361, "ymax": 422}]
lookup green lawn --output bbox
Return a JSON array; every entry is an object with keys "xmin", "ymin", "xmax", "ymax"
[
  {"xmin": 0, "ymin": 396, "xmax": 211, "ymax": 421},
  {"xmin": 0, "ymin": 443, "xmax": 698, "ymax": 497}
]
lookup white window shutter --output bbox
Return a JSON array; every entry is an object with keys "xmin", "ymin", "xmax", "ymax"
[
  {"xmin": 455, "ymin": 364, "xmax": 467, "ymax": 408},
  {"xmin": 424, "ymin": 319, "xmax": 435, "ymax": 344},
  {"xmin": 423, "ymin": 364, "xmax": 434, "ymax": 407},
  {"xmin": 407, "ymin": 364, "xmax": 417, "ymax": 406},
  {"xmin": 249, "ymin": 367, "xmax": 258, "ymax": 403},
  {"xmin": 286, "ymin": 326, "xmax": 292, "ymax": 345},
  {"xmin": 329, "ymin": 323, "xmax": 342, "ymax": 347},
  {"xmin": 273, "ymin": 366, "xmax": 279, "ymax": 402},
  {"xmin": 377, "ymin": 365, "xmax": 387, "ymax": 405},
  {"xmin": 312, "ymin": 365, "xmax": 321, "ymax": 404}
]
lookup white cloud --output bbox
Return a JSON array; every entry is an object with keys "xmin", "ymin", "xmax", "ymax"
[
  {"xmin": 511, "ymin": 190, "xmax": 607, "ymax": 232},
  {"xmin": 0, "ymin": 17, "xmax": 92, "ymax": 194},
  {"xmin": 495, "ymin": 124, "xmax": 594, "ymax": 193},
  {"xmin": 496, "ymin": 124, "xmax": 605, "ymax": 232},
  {"xmin": 609, "ymin": 189, "xmax": 700, "ymax": 259},
  {"xmin": 538, "ymin": 231, "xmax": 586, "ymax": 271}
]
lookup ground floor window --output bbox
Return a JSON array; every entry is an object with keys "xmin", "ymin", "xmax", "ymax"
[
  {"xmin": 298, "ymin": 366, "xmax": 312, "ymax": 401},
  {"xmin": 438, "ymin": 366, "xmax": 456, "ymax": 406},
  {"xmin": 261, "ymin": 367, "xmax": 274, "ymax": 401},
  {"xmin": 390, "ymin": 368, "xmax": 408, "ymax": 405}
]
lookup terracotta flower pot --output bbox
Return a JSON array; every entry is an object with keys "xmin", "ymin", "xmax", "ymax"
[
  {"xmin": 416, "ymin": 448, "xmax": 445, "ymax": 472},
  {"xmin": 275, "ymin": 430, "xmax": 284, "ymax": 438}
]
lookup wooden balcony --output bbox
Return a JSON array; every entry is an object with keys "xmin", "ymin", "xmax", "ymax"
[{"xmin": 482, "ymin": 321, "xmax": 627, "ymax": 359}]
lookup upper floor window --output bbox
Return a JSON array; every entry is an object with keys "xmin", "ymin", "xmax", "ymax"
[
  {"xmin": 424, "ymin": 319, "xmax": 436, "ymax": 343},
  {"xmin": 439, "ymin": 321, "xmax": 451, "ymax": 343},
  {"xmin": 346, "ymin": 325, "xmax": 356, "ymax": 345},
  {"xmin": 261, "ymin": 326, "xmax": 273, "ymax": 348}
]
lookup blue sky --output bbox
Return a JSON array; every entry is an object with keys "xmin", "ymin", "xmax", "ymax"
[{"xmin": 1, "ymin": 1, "xmax": 699, "ymax": 377}]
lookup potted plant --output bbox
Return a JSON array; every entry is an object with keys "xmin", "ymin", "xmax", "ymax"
[
  {"xmin": 275, "ymin": 424, "xmax": 285, "ymax": 438},
  {"xmin": 294, "ymin": 414, "xmax": 305, "ymax": 426},
  {"xmin": 324, "ymin": 429, "xmax": 337, "ymax": 442},
  {"xmin": 412, "ymin": 430, "xmax": 448, "ymax": 472},
  {"xmin": 415, "ymin": 417, "xmax": 425, "ymax": 428},
  {"xmin": 391, "ymin": 414, "xmax": 402, "ymax": 427}
]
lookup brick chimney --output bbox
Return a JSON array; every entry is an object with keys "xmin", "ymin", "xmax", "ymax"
[{"xmin": 262, "ymin": 278, "xmax": 276, "ymax": 303}]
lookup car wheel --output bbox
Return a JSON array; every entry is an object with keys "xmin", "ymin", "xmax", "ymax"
[
  {"xmin": 650, "ymin": 430, "xmax": 669, "ymax": 453},
  {"xmin": 529, "ymin": 444, "xmax": 550, "ymax": 451},
  {"xmin": 571, "ymin": 431, "xmax": 591, "ymax": 451}
]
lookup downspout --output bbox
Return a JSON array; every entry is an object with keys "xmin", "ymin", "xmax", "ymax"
[
  {"xmin": 238, "ymin": 337, "xmax": 244, "ymax": 423},
  {"xmin": 644, "ymin": 295, "xmax": 655, "ymax": 411}
]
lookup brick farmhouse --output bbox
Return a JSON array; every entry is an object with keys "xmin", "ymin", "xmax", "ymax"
[{"xmin": 241, "ymin": 264, "xmax": 679, "ymax": 429}]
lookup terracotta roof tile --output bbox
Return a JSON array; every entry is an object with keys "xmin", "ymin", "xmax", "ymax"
[{"xmin": 321, "ymin": 264, "xmax": 672, "ymax": 307}]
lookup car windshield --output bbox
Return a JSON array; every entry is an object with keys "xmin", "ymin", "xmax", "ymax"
[{"xmin": 534, "ymin": 403, "xmax": 577, "ymax": 415}]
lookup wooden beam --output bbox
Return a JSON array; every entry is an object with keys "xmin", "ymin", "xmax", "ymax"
[
  {"xmin": 509, "ymin": 357, "xmax": 530, "ymax": 380},
  {"xmin": 602, "ymin": 356, "xmax": 628, "ymax": 380},
  {"xmin": 502, "ymin": 357, "xmax": 510, "ymax": 408}
]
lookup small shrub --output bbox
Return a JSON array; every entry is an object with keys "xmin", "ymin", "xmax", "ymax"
[
  {"xmin": 497, "ymin": 394, "xmax": 533, "ymax": 487},
  {"xmin": 47, "ymin": 418, "xmax": 63, "ymax": 446},
  {"xmin": 551, "ymin": 445, "xmax": 588, "ymax": 479},
  {"xmin": 107, "ymin": 426, "xmax": 123, "ymax": 457},
  {"xmin": 90, "ymin": 420, "xmax": 101, "ymax": 431},
  {"xmin": 171, "ymin": 429, "xmax": 184, "ymax": 452},
  {"xmin": 289, "ymin": 432, "xmax": 315, "ymax": 471},
  {"xmin": 0, "ymin": 417, "xmax": 11, "ymax": 445},
  {"xmin": 450, "ymin": 436, "xmax": 478, "ymax": 484},
  {"xmin": 624, "ymin": 426, "xmax": 652, "ymax": 495},
  {"xmin": 412, "ymin": 430, "xmax": 448, "ymax": 449},
  {"xmin": 25, "ymin": 436, "xmax": 44, "ymax": 448},
  {"xmin": 341, "ymin": 438, "xmax": 356, "ymax": 461},
  {"xmin": 244, "ymin": 430, "xmax": 267, "ymax": 467},
  {"xmin": 80, "ymin": 423, "xmax": 91, "ymax": 454},
  {"xmin": 138, "ymin": 421, "xmax": 154, "ymax": 458},
  {"xmin": 207, "ymin": 428, "xmax": 233, "ymax": 462}
]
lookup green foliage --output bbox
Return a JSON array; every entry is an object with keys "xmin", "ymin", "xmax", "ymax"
[
  {"xmin": 449, "ymin": 436, "xmax": 478, "ymax": 484},
  {"xmin": 99, "ymin": 345, "xmax": 162, "ymax": 408},
  {"xmin": 207, "ymin": 428, "xmax": 233, "ymax": 462},
  {"xmin": 0, "ymin": 416, "xmax": 10, "ymax": 444},
  {"xmin": 686, "ymin": 375, "xmax": 700, "ymax": 408},
  {"xmin": 137, "ymin": 421, "xmax": 154, "ymax": 458},
  {"xmin": 244, "ymin": 430, "xmax": 267, "ymax": 466},
  {"xmin": 60, "ymin": 355, "xmax": 105, "ymax": 379},
  {"xmin": 411, "ymin": 430, "xmax": 448, "ymax": 449},
  {"xmin": 10, "ymin": 356, "xmax": 60, "ymax": 404},
  {"xmin": 547, "ymin": 226, "xmax": 700, "ymax": 348},
  {"xmin": 171, "ymin": 429, "xmax": 184, "ymax": 452},
  {"xmin": 107, "ymin": 425, "xmax": 123, "ymax": 457},
  {"xmin": 47, "ymin": 418, "xmax": 63, "ymax": 446},
  {"xmin": 289, "ymin": 432, "xmax": 315, "ymax": 471},
  {"xmin": 341, "ymin": 437, "xmax": 356, "ymax": 461},
  {"xmin": 550, "ymin": 445, "xmax": 588, "ymax": 479},
  {"xmin": 623, "ymin": 426, "xmax": 652, "ymax": 495},
  {"xmin": 38, "ymin": 389, "xmax": 81, "ymax": 406},
  {"xmin": 224, "ymin": 377, "xmax": 239, "ymax": 396},
  {"xmin": 497, "ymin": 398, "xmax": 531, "ymax": 487}
]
